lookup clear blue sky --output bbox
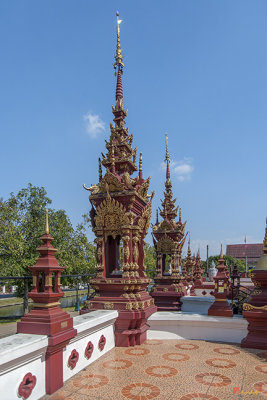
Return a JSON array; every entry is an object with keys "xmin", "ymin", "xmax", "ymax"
[{"xmin": 0, "ymin": 1, "xmax": 266, "ymax": 258}]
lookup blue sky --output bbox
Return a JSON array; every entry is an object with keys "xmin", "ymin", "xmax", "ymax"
[{"xmin": 0, "ymin": 1, "xmax": 266, "ymax": 258}]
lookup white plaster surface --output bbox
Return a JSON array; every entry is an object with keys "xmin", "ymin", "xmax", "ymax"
[
  {"xmin": 0, "ymin": 334, "xmax": 48, "ymax": 400},
  {"xmin": 148, "ymin": 311, "xmax": 248, "ymax": 343},
  {"xmin": 181, "ymin": 295, "xmax": 215, "ymax": 314},
  {"xmin": 63, "ymin": 310, "xmax": 118, "ymax": 381}
]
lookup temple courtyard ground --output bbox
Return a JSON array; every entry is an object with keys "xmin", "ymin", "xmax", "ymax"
[{"xmin": 42, "ymin": 339, "xmax": 267, "ymax": 400}]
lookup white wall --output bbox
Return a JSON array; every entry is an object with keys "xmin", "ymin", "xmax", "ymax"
[
  {"xmin": 148, "ymin": 312, "xmax": 248, "ymax": 343},
  {"xmin": 0, "ymin": 310, "xmax": 118, "ymax": 400},
  {"xmin": 0, "ymin": 334, "xmax": 48, "ymax": 400},
  {"xmin": 63, "ymin": 310, "xmax": 117, "ymax": 381}
]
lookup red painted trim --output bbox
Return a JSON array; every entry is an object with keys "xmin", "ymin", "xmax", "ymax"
[
  {"xmin": 85, "ymin": 341, "xmax": 94, "ymax": 359},
  {"xmin": 18, "ymin": 372, "xmax": 36, "ymax": 400},
  {"xmin": 68, "ymin": 349, "xmax": 79, "ymax": 369}
]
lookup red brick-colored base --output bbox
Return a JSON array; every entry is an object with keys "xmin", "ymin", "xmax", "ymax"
[
  {"xmin": 241, "ymin": 310, "xmax": 267, "ymax": 350},
  {"xmin": 208, "ymin": 300, "xmax": 233, "ymax": 317}
]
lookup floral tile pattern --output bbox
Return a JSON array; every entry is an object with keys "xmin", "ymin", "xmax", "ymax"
[{"xmin": 42, "ymin": 339, "xmax": 267, "ymax": 400}]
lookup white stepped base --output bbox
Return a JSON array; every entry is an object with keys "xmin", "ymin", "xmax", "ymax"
[{"xmin": 148, "ymin": 312, "xmax": 248, "ymax": 343}]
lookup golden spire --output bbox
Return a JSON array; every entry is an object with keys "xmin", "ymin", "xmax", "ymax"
[
  {"xmin": 187, "ymin": 235, "xmax": 191, "ymax": 257},
  {"xmin": 111, "ymin": 144, "xmax": 115, "ymax": 172},
  {"xmin": 139, "ymin": 152, "xmax": 143, "ymax": 180},
  {"xmin": 244, "ymin": 235, "xmax": 247, "ymax": 245},
  {"xmin": 45, "ymin": 209, "xmax": 49, "ymax": 235},
  {"xmin": 114, "ymin": 11, "xmax": 124, "ymax": 72},
  {"xmin": 220, "ymin": 243, "xmax": 223, "ymax": 259},
  {"xmin": 179, "ymin": 208, "xmax": 181, "ymax": 222},
  {"xmin": 98, "ymin": 157, "xmax": 102, "ymax": 182},
  {"xmin": 139, "ymin": 152, "xmax": 143, "ymax": 171},
  {"xmin": 165, "ymin": 133, "xmax": 170, "ymax": 162}
]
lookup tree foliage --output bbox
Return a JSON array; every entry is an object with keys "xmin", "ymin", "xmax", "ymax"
[
  {"xmin": 202, "ymin": 254, "xmax": 246, "ymax": 274},
  {"xmin": 144, "ymin": 242, "xmax": 156, "ymax": 278},
  {"xmin": 0, "ymin": 184, "xmax": 96, "ymax": 282}
]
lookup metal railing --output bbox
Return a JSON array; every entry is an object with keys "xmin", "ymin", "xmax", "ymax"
[{"xmin": 0, "ymin": 274, "xmax": 95, "ymax": 318}]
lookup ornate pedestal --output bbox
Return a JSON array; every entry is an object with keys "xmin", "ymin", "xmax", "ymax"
[
  {"xmin": 82, "ymin": 277, "xmax": 156, "ymax": 346},
  {"xmin": 241, "ymin": 246, "xmax": 267, "ymax": 349},
  {"xmin": 151, "ymin": 277, "xmax": 186, "ymax": 311}
]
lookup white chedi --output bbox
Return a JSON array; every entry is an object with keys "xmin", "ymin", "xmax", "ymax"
[{"xmin": 208, "ymin": 261, "xmax": 218, "ymax": 282}]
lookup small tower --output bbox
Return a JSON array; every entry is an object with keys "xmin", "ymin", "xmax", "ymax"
[
  {"xmin": 17, "ymin": 210, "xmax": 77, "ymax": 394},
  {"xmin": 208, "ymin": 245, "xmax": 233, "ymax": 317},
  {"xmin": 242, "ymin": 218, "xmax": 267, "ymax": 349},
  {"xmin": 151, "ymin": 135, "xmax": 188, "ymax": 311},
  {"xmin": 81, "ymin": 12, "xmax": 156, "ymax": 346},
  {"xmin": 193, "ymin": 249, "xmax": 204, "ymax": 287}
]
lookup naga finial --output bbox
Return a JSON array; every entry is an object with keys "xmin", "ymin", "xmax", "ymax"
[
  {"xmin": 45, "ymin": 209, "xmax": 49, "ymax": 235},
  {"xmin": 114, "ymin": 11, "xmax": 124, "ymax": 73}
]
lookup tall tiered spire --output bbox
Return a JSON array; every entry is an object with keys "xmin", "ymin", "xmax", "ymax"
[
  {"xmin": 159, "ymin": 135, "xmax": 178, "ymax": 221},
  {"xmin": 82, "ymin": 12, "xmax": 156, "ymax": 346},
  {"xmin": 99, "ymin": 11, "xmax": 138, "ymax": 177}
]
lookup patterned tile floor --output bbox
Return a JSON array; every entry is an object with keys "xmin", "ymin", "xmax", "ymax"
[{"xmin": 43, "ymin": 340, "xmax": 267, "ymax": 400}]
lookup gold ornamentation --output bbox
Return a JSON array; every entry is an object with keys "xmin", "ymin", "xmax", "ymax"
[
  {"xmin": 138, "ymin": 302, "xmax": 145, "ymax": 310},
  {"xmin": 126, "ymin": 302, "xmax": 133, "ymax": 310},
  {"xmin": 104, "ymin": 302, "xmax": 114, "ymax": 309},
  {"xmin": 157, "ymin": 235, "xmax": 176, "ymax": 253},
  {"xmin": 243, "ymin": 303, "xmax": 267, "ymax": 311},
  {"xmin": 95, "ymin": 194, "xmax": 129, "ymax": 238},
  {"xmin": 136, "ymin": 178, "xmax": 150, "ymax": 199}
]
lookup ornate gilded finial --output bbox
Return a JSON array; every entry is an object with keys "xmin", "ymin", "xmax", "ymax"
[
  {"xmin": 139, "ymin": 152, "xmax": 143, "ymax": 180},
  {"xmin": 187, "ymin": 235, "xmax": 191, "ymax": 257},
  {"xmin": 244, "ymin": 235, "xmax": 247, "ymax": 245},
  {"xmin": 114, "ymin": 11, "xmax": 124, "ymax": 73},
  {"xmin": 111, "ymin": 144, "xmax": 115, "ymax": 172},
  {"xmin": 98, "ymin": 158, "xmax": 102, "ymax": 182},
  {"xmin": 139, "ymin": 152, "xmax": 143, "ymax": 171},
  {"xmin": 165, "ymin": 133, "xmax": 170, "ymax": 162},
  {"xmin": 179, "ymin": 208, "xmax": 181, "ymax": 222},
  {"xmin": 45, "ymin": 209, "xmax": 49, "ymax": 235},
  {"xmin": 156, "ymin": 209, "xmax": 159, "ymax": 225},
  {"xmin": 220, "ymin": 244, "xmax": 223, "ymax": 259}
]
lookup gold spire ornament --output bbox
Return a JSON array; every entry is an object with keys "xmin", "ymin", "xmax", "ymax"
[
  {"xmin": 45, "ymin": 209, "xmax": 49, "ymax": 235},
  {"xmin": 220, "ymin": 244, "xmax": 223, "ymax": 259},
  {"xmin": 139, "ymin": 152, "xmax": 143, "ymax": 171},
  {"xmin": 98, "ymin": 157, "xmax": 102, "ymax": 181},
  {"xmin": 165, "ymin": 133, "xmax": 170, "ymax": 162},
  {"xmin": 114, "ymin": 11, "xmax": 124, "ymax": 72}
]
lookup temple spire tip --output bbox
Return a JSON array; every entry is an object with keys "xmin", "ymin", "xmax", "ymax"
[
  {"xmin": 45, "ymin": 209, "xmax": 49, "ymax": 235},
  {"xmin": 220, "ymin": 243, "xmax": 223, "ymax": 259}
]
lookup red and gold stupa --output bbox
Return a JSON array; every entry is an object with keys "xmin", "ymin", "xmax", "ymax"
[
  {"xmin": 241, "ymin": 218, "xmax": 267, "ymax": 349},
  {"xmin": 17, "ymin": 210, "xmax": 77, "ymax": 394},
  {"xmin": 150, "ymin": 136, "xmax": 188, "ymax": 311},
  {"xmin": 81, "ymin": 12, "xmax": 156, "ymax": 346},
  {"xmin": 208, "ymin": 245, "xmax": 233, "ymax": 317}
]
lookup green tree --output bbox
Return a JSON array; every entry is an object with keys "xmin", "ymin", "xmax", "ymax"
[
  {"xmin": 0, "ymin": 184, "xmax": 96, "ymax": 285},
  {"xmin": 202, "ymin": 255, "xmax": 246, "ymax": 274},
  {"xmin": 144, "ymin": 242, "xmax": 156, "ymax": 278}
]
